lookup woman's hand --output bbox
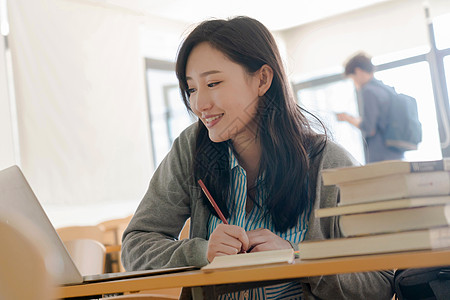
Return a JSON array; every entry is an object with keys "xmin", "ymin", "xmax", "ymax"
[
  {"xmin": 207, "ymin": 224, "xmax": 249, "ymax": 262},
  {"xmin": 246, "ymin": 228, "xmax": 291, "ymax": 252},
  {"xmin": 336, "ymin": 112, "xmax": 362, "ymax": 128}
]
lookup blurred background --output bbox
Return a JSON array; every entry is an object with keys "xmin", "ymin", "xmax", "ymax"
[{"xmin": 0, "ymin": 0, "xmax": 449, "ymax": 227}]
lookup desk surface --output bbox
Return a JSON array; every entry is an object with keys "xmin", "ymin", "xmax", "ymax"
[{"xmin": 59, "ymin": 249, "xmax": 450, "ymax": 299}]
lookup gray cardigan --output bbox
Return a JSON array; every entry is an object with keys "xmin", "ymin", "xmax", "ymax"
[{"xmin": 121, "ymin": 123, "xmax": 394, "ymax": 299}]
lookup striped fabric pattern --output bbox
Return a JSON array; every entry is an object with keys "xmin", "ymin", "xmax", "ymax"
[{"xmin": 207, "ymin": 148, "xmax": 309, "ymax": 300}]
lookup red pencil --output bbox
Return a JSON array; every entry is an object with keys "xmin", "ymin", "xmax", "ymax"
[{"xmin": 198, "ymin": 179, "xmax": 228, "ymax": 225}]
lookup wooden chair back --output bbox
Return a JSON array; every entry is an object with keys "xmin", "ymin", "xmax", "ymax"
[
  {"xmin": 64, "ymin": 239, "xmax": 106, "ymax": 275},
  {"xmin": 179, "ymin": 218, "xmax": 190, "ymax": 240},
  {"xmin": 98, "ymin": 214, "xmax": 133, "ymax": 246}
]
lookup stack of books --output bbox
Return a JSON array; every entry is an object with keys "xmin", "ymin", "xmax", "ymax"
[{"xmin": 298, "ymin": 159, "xmax": 450, "ymax": 260}]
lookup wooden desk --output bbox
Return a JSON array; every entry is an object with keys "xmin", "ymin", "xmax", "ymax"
[{"xmin": 58, "ymin": 249, "xmax": 450, "ymax": 299}]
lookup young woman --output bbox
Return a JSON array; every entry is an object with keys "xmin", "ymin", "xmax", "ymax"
[{"xmin": 121, "ymin": 16, "xmax": 394, "ymax": 299}]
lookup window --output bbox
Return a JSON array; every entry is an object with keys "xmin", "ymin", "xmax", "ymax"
[
  {"xmin": 297, "ymin": 80, "xmax": 365, "ymax": 164},
  {"xmin": 445, "ymin": 56, "xmax": 450, "ymax": 108},
  {"xmin": 433, "ymin": 12, "xmax": 450, "ymax": 154},
  {"xmin": 145, "ymin": 59, "xmax": 196, "ymax": 168},
  {"xmin": 375, "ymin": 62, "xmax": 441, "ymax": 161},
  {"xmin": 293, "ymin": 13, "xmax": 450, "ymax": 162},
  {"xmin": 434, "ymin": 13, "xmax": 450, "ymax": 50}
]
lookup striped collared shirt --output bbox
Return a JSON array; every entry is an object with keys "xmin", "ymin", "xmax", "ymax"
[{"xmin": 207, "ymin": 147, "xmax": 309, "ymax": 300}]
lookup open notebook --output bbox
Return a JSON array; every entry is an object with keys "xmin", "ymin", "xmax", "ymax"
[{"xmin": 0, "ymin": 165, "xmax": 196, "ymax": 285}]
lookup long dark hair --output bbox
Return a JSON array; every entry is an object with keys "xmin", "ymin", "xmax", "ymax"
[{"xmin": 175, "ymin": 16, "xmax": 326, "ymax": 232}]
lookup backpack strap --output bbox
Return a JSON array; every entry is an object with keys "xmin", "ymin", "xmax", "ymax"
[
  {"xmin": 429, "ymin": 268, "xmax": 450, "ymax": 299},
  {"xmin": 395, "ymin": 267, "xmax": 450, "ymax": 300}
]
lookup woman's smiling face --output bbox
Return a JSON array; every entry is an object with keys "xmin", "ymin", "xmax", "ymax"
[{"xmin": 186, "ymin": 42, "xmax": 261, "ymax": 144}]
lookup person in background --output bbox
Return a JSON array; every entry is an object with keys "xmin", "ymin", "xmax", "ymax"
[
  {"xmin": 337, "ymin": 52, "xmax": 404, "ymax": 163},
  {"xmin": 121, "ymin": 17, "xmax": 394, "ymax": 299}
]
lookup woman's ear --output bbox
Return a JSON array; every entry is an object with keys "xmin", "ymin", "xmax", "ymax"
[{"xmin": 257, "ymin": 65, "xmax": 274, "ymax": 96}]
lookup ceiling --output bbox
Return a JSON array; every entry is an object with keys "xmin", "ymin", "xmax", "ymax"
[{"xmin": 104, "ymin": 0, "xmax": 393, "ymax": 31}]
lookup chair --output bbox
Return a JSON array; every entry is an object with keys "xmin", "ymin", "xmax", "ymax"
[
  {"xmin": 0, "ymin": 215, "xmax": 56, "ymax": 300},
  {"xmin": 56, "ymin": 223, "xmax": 111, "ymax": 272},
  {"xmin": 104, "ymin": 218, "xmax": 191, "ymax": 300},
  {"xmin": 98, "ymin": 214, "xmax": 133, "ymax": 272},
  {"xmin": 119, "ymin": 218, "xmax": 191, "ymax": 299},
  {"xmin": 64, "ymin": 239, "xmax": 106, "ymax": 275},
  {"xmin": 99, "ymin": 214, "xmax": 133, "ymax": 246},
  {"xmin": 56, "ymin": 217, "xmax": 191, "ymax": 300},
  {"xmin": 179, "ymin": 218, "xmax": 190, "ymax": 240}
]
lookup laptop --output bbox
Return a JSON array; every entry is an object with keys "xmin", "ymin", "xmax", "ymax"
[{"xmin": 0, "ymin": 165, "xmax": 196, "ymax": 285}]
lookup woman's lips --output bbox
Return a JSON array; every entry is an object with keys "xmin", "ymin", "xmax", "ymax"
[{"xmin": 203, "ymin": 114, "xmax": 224, "ymax": 128}]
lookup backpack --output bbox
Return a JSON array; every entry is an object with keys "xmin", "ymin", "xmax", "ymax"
[
  {"xmin": 380, "ymin": 84, "xmax": 423, "ymax": 152},
  {"xmin": 394, "ymin": 267, "xmax": 450, "ymax": 300}
]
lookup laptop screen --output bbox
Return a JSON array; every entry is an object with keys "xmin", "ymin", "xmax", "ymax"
[{"xmin": 0, "ymin": 165, "xmax": 83, "ymax": 285}]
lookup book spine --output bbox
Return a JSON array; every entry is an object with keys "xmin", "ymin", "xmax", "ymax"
[
  {"xmin": 339, "ymin": 172, "xmax": 450, "ymax": 205},
  {"xmin": 430, "ymin": 227, "xmax": 450, "ymax": 249},
  {"xmin": 410, "ymin": 159, "xmax": 450, "ymax": 172},
  {"xmin": 340, "ymin": 205, "xmax": 450, "ymax": 237},
  {"xmin": 405, "ymin": 172, "xmax": 450, "ymax": 197}
]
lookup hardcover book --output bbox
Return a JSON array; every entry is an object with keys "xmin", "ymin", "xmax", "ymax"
[
  {"xmin": 315, "ymin": 196, "xmax": 450, "ymax": 218},
  {"xmin": 338, "ymin": 171, "xmax": 450, "ymax": 205},
  {"xmin": 338, "ymin": 204, "xmax": 450, "ymax": 237},
  {"xmin": 298, "ymin": 226, "xmax": 450, "ymax": 260},
  {"xmin": 321, "ymin": 159, "xmax": 450, "ymax": 186}
]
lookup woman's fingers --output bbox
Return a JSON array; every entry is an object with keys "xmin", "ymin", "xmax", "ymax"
[
  {"xmin": 207, "ymin": 224, "xmax": 249, "ymax": 262},
  {"xmin": 246, "ymin": 228, "xmax": 291, "ymax": 252}
]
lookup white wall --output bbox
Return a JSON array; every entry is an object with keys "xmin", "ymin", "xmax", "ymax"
[
  {"xmin": 7, "ymin": 0, "xmax": 161, "ymax": 226},
  {"xmin": 139, "ymin": 15, "xmax": 190, "ymax": 61},
  {"xmin": 0, "ymin": 31, "xmax": 16, "ymax": 170},
  {"xmin": 282, "ymin": 0, "xmax": 450, "ymax": 81}
]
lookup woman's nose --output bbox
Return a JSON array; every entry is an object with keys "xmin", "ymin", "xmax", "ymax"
[{"xmin": 192, "ymin": 88, "xmax": 213, "ymax": 112}]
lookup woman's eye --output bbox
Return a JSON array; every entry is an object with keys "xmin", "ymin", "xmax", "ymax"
[
  {"xmin": 207, "ymin": 81, "xmax": 221, "ymax": 88},
  {"xmin": 187, "ymin": 88, "xmax": 196, "ymax": 95}
]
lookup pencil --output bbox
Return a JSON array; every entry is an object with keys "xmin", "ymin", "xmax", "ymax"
[{"xmin": 198, "ymin": 179, "xmax": 228, "ymax": 225}]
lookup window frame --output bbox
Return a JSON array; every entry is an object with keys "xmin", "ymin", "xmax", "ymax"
[{"xmin": 292, "ymin": 18, "xmax": 450, "ymax": 158}]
